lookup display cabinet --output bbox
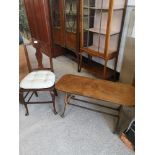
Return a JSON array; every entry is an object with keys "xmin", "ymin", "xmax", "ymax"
[
  {"xmin": 50, "ymin": 0, "xmax": 80, "ymax": 54},
  {"xmin": 78, "ymin": 0, "xmax": 127, "ymax": 79}
]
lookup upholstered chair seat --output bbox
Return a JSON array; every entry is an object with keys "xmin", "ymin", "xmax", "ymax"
[{"xmin": 20, "ymin": 70, "xmax": 55, "ymax": 89}]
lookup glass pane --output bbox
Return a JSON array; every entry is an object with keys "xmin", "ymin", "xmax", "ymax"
[
  {"xmin": 51, "ymin": 0, "xmax": 60, "ymax": 27},
  {"xmin": 84, "ymin": 0, "xmax": 95, "ymax": 7},
  {"xmin": 83, "ymin": 3, "xmax": 95, "ymax": 48},
  {"xmin": 65, "ymin": 0, "xmax": 77, "ymax": 33},
  {"xmin": 82, "ymin": 0, "xmax": 107, "ymax": 54}
]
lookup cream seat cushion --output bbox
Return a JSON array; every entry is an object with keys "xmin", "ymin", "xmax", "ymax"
[{"xmin": 20, "ymin": 70, "xmax": 55, "ymax": 89}]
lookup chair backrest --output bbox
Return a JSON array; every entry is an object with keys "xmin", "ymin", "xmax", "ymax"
[
  {"xmin": 19, "ymin": 44, "xmax": 29, "ymax": 81},
  {"xmin": 23, "ymin": 40, "xmax": 54, "ymax": 73}
]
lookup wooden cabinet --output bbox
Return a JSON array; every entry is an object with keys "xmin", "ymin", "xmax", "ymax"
[
  {"xmin": 23, "ymin": 0, "xmax": 128, "ymax": 80},
  {"xmin": 23, "ymin": 0, "xmax": 64, "ymax": 57},
  {"xmin": 49, "ymin": 0, "xmax": 80, "ymax": 54},
  {"xmin": 24, "ymin": 0, "xmax": 54, "ymax": 57},
  {"xmin": 79, "ymin": 0, "xmax": 127, "ymax": 79}
]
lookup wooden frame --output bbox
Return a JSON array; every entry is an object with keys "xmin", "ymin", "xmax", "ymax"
[
  {"xmin": 49, "ymin": 0, "xmax": 80, "ymax": 59},
  {"xmin": 78, "ymin": 0, "xmax": 128, "ymax": 79}
]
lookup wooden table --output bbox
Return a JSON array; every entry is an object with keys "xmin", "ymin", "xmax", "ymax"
[{"xmin": 56, "ymin": 74, "xmax": 135, "ymax": 133}]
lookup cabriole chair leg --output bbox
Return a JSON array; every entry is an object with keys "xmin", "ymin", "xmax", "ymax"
[
  {"xmin": 53, "ymin": 88, "xmax": 58, "ymax": 96},
  {"xmin": 19, "ymin": 90, "xmax": 29, "ymax": 116},
  {"xmin": 34, "ymin": 91, "xmax": 38, "ymax": 97},
  {"xmin": 24, "ymin": 103, "xmax": 29, "ymax": 116},
  {"xmin": 50, "ymin": 92, "xmax": 57, "ymax": 115}
]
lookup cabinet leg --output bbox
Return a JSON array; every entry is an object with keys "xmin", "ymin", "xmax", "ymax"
[
  {"xmin": 76, "ymin": 52, "xmax": 79, "ymax": 64},
  {"xmin": 78, "ymin": 54, "xmax": 83, "ymax": 72},
  {"xmin": 103, "ymin": 60, "xmax": 108, "ymax": 79},
  {"xmin": 114, "ymin": 56, "xmax": 118, "ymax": 81},
  {"xmin": 88, "ymin": 54, "xmax": 92, "ymax": 62}
]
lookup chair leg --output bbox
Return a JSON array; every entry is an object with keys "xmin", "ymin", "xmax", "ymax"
[
  {"xmin": 78, "ymin": 54, "xmax": 83, "ymax": 72},
  {"xmin": 53, "ymin": 88, "xmax": 58, "ymax": 96},
  {"xmin": 19, "ymin": 90, "xmax": 29, "ymax": 116},
  {"xmin": 50, "ymin": 92, "xmax": 57, "ymax": 115},
  {"xmin": 24, "ymin": 103, "xmax": 29, "ymax": 116},
  {"xmin": 34, "ymin": 91, "xmax": 38, "ymax": 97},
  {"xmin": 19, "ymin": 91, "xmax": 23, "ymax": 105}
]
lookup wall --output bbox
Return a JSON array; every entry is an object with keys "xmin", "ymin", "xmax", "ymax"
[{"xmin": 119, "ymin": 3, "xmax": 135, "ymax": 84}]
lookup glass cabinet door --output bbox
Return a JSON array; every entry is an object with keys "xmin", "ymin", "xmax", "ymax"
[
  {"xmin": 82, "ymin": 0, "xmax": 124, "ymax": 55},
  {"xmin": 51, "ymin": 0, "xmax": 60, "ymax": 28},
  {"xmin": 50, "ymin": 0, "xmax": 65, "ymax": 46},
  {"xmin": 65, "ymin": 0, "xmax": 77, "ymax": 33}
]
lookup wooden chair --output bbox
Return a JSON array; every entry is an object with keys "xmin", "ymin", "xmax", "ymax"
[{"xmin": 19, "ymin": 40, "xmax": 57, "ymax": 116}]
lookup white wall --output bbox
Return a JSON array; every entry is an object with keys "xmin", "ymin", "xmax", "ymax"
[
  {"xmin": 128, "ymin": 0, "xmax": 135, "ymax": 6},
  {"xmin": 117, "ymin": 4, "xmax": 135, "ymax": 72}
]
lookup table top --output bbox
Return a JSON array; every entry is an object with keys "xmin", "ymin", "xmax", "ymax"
[{"xmin": 56, "ymin": 74, "xmax": 135, "ymax": 106}]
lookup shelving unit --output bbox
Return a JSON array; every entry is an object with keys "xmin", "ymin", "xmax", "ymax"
[{"xmin": 78, "ymin": 0, "xmax": 127, "ymax": 79}]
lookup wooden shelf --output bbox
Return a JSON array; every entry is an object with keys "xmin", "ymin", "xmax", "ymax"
[
  {"xmin": 81, "ymin": 45, "xmax": 117, "ymax": 60},
  {"xmin": 88, "ymin": 45, "xmax": 116, "ymax": 54},
  {"xmin": 84, "ymin": 27, "xmax": 120, "ymax": 35},
  {"xmin": 82, "ymin": 58, "xmax": 116, "ymax": 80}
]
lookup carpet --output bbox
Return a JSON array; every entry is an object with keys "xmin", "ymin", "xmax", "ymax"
[{"xmin": 19, "ymin": 45, "xmax": 134, "ymax": 155}]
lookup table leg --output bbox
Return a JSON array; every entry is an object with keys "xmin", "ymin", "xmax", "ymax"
[
  {"xmin": 61, "ymin": 93, "xmax": 73, "ymax": 117},
  {"xmin": 113, "ymin": 105, "xmax": 122, "ymax": 134}
]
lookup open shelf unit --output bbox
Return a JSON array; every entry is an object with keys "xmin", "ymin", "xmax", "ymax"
[{"xmin": 78, "ymin": 0, "xmax": 127, "ymax": 79}]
